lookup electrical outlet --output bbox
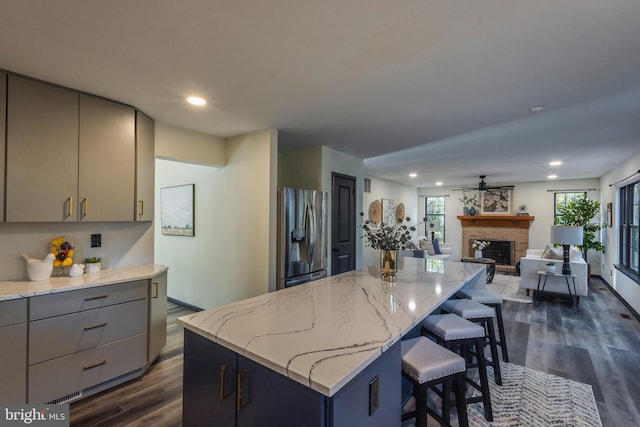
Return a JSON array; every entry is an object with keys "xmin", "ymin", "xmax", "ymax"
[
  {"xmin": 91, "ymin": 234, "xmax": 102, "ymax": 248},
  {"xmin": 369, "ymin": 375, "xmax": 379, "ymax": 415}
]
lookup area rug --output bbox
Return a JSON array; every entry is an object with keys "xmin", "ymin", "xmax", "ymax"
[
  {"xmin": 486, "ymin": 273, "xmax": 532, "ymax": 304},
  {"xmin": 468, "ymin": 363, "xmax": 603, "ymax": 427}
]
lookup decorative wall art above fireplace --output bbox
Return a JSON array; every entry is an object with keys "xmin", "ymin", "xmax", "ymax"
[{"xmin": 480, "ymin": 189, "xmax": 512, "ymax": 215}]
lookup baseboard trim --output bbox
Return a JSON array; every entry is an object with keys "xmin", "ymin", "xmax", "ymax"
[
  {"xmin": 597, "ymin": 276, "xmax": 640, "ymax": 323},
  {"xmin": 168, "ymin": 296, "xmax": 203, "ymax": 312}
]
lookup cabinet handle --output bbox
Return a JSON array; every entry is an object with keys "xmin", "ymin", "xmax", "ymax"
[
  {"xmin": 83, "ymin": 360, "xmax": 106, "ymax": 371},
  {"xmin": 138, "ymin": 200, "xmax": 144, "ymax": 216},
  {"xmin": 83, "ymin": 322, "xmax": 107, "ymax": 331},
  {"xmin": 237, "ymin": 370, "xmax": 249, "ymax": 410},
  {"xmin": 152, "ymin": 282, "xmax": 158, "ymax": 299},
  {"xmin": 220, "ymin": 362, "xmax": 232, "ymax": 399},
  {"xmin": 83, "ymin": 197, "xmax": 89, "ymax": 217},
  {"xmin": 84, "ymin": 294, "xmax": 108, "ymax": 301},
  {"xmin": 68, "ymin": 196, "xmax": 73, "ymax": 217}
]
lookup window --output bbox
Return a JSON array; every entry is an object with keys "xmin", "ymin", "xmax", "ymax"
[
  {"xmin": 620, "ymin": 181, "xmax": 640, "ymax": 275},
  {"xmin": 425, "ymin": 196, "xmax": 445, "ymax": 241},
  {"xmin": 554, "ymin": 192, "xmax": 586, "ymax": 223}
]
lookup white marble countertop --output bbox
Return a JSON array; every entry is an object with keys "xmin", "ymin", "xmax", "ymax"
[
  {"xmin": 0, "ymin": 264, "xmax": 168, "ymax": 301},
  {"xmin": 178, "ymin": 258, "xmax": 485, "ymax": 397}
]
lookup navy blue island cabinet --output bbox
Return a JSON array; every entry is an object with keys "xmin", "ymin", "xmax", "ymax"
[{"xmin": 182, "ymin": 330, "xmax": 401, "ymax": 427}]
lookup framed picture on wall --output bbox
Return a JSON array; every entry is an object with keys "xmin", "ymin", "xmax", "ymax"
[
  {"xmin": 161, "ymin": 184, "xmax": 195, "ymax": 236},
  {"xmin": 381, "ymin": 199, "xmax": 396, "ymax": 225},
  {"xmin": 480, "ymin": 189, "xmax": 512, "ymax": 214}
]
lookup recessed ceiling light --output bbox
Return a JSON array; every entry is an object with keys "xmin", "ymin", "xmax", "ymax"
[
  {"xmin": 548, "ymin": 174, "xmax": 558, "ymax": 179},
  {"xmin": 549, "ymin": 161, "xmax": 562, "ymax": 166},
  {"xmin": 436, "ymin": 181, "xmax": 443, "ymax": 186},
  {"xmin": 187, "ymin": 96, "xmax": 206, "ymax": 106},
  {"xmin": 409, "ymin": 173, "xmax": 417, "ymax": 178},
  {"xmin": 529, "ymin": 105, "xmax": 544, "ymax": 112}
]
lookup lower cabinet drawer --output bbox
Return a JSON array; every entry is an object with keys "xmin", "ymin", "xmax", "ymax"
[
  {"xmin": 0, "ymin": 299, "xmax": 27, "ymax": 327},
  {"xmin": 28, "ymin": 333, "xmax": 147, "ymax": 404},
  {"xmin": 30, "ymin": 280, "xmax": 148, "ymax": 321},
  {"xmin": 29, "ymin": 299, "xmax": 148, "ymax": 365}
]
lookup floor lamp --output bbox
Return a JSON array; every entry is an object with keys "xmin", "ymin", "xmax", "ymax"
[
  {"xmin": 427, "ymin": 221, "xmax": 441, "ymax": 241},
  {"xmin": 550, "ymin": 225, "xmax": 583, "ymax": 275}
]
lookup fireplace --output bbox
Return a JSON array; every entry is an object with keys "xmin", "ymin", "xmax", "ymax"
[
  {"xmin": 469, "ymin": 239, "xmax": 515, "ymax": 265},
  {"xmin": 457, "ymin": 214, "xmax": 535, "ymax": 268}
]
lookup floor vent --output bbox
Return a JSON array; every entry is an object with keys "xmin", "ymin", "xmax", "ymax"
[
  {"xmin": 620, "ymin": 313, "xmax": 631, "ymax": 320},
  {"xmin": 47, "ymin": 390, "xmax": 82, "ymax": 405}
]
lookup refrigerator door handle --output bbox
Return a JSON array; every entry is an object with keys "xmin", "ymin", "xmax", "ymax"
[{"xmin": 307, "ymin": 203, "xmax": 315, "ymax": 264}]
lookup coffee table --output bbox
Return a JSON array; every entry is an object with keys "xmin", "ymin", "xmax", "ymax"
[{"xmin": 461, "ymin": 257, "xmax": 496, "ymax": 283}]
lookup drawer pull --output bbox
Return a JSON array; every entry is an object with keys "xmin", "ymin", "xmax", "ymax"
[
  {"xmin": 237, "ymin": 370, "xmax": 249, "ymax": 410},
  {"xmin": 84, "ymin": 322, "xmax": 107, "ymax": 331},
  {"xmin": 84, "ymin": 294, "xmax": 108, "ymax": 301},
  {"xmin": 220, "ymin": 362, "xmax": 232, "ymax": 399},
  {"xmin": 83, "ymin": 360, "xmax": 106, "ymax": 371}
]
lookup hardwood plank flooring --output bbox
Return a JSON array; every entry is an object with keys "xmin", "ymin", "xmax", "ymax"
[{"xmin": 71, "ymin": 278, "xmax": 640, "ymax": 426}]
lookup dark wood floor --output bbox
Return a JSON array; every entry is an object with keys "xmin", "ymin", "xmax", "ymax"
[{"xmin": 71, "ymin": 277, "xmax": 640, "ymax": 426}]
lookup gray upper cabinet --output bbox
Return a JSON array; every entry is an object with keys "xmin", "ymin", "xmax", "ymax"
[
  {"xmin": 6, "ymin": 76, "xmax": 79, "ymax": 222},
  {"xmin": 79, "ymin": 94, "xmax": 135, "ymax": 221},
  {"xmin": 0, "ymin": 73, "xmax": 5, "ymax": 222},
  {"xmin": 135, "ymin": 111, "xmax": 155, "ymax": 221}
]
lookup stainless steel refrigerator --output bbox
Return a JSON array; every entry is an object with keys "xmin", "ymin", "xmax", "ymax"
[{"xmin": 277, "ymin": 187, "xmax": 328, "ymax": 289}]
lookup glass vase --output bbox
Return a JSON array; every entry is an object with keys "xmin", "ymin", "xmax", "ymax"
[
  {"xmin": 474, "ymin": 249, "xmax": 483, "ymax": 259},
  {"xmin": 380, "ymin": 249, "xmax": 398, "ymax": 282}
]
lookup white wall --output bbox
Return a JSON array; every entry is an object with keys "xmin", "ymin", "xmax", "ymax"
[
  {"xmin": 601, "ymin": 151, "xmax": 640, "ymax": 314},
  {"xmin": 154, "ymin": 127, "xmax": 277, "ymax": 309},
  {"xmin": 418, "ymin": 178, "xmax": 602, "ymax": 269},
  {"xmin": 363, "ymin": 177, "xmax": 419, "ymax": 268}
]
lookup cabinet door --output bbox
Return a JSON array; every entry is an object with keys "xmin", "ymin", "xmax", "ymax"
[
  {"xmin": 183, "ymin": 330, "xmax": 237, "ymax": 426},
  {"xmin": 148, "ymin": 272, "xmax": 167, "ymax": 362},
  {"xmin": 0, "ymin": 72, "xmax": 6, "ymax": 221},
  {"xmin": 135, "ymin": 111, "xmax": 155, "ymax": 221},
  {"xmin": 78, "ymin": 94, "xmax": 135, "ymax": 221},
  {"xmin": 236, "ymin": 355, "xmax": 325, "ymax": 427},
  {"xmin": 6, "ymin": 76, "xmax": 79, "ymax": 222},
  {"xmin": 0, "ymin": 323, "xmax": 27, "ymax": 403}
]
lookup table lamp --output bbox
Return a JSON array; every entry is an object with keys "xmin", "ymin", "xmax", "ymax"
[
  {"xmin": 427, "ymin": 221, "xmax": 441, "ymax": 240},
  {"xmin": 550, "ymin": 225, "xmax": 583, "ymax": 275}
]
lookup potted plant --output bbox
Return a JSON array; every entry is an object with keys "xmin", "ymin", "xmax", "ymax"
[
  {"xmin": 556, "ymin": 195, "xmax": 605, "ymax": 259},
  {"xmin": 545, "ymin": 262, "xmax": 556, "ymax": 274},
  {"xmin": 459, "ymin": 191, "xmax": 479, "ymax": 216},
  {"xmin": 555, "ymin": 194, "xmax": 605, "ymax": 275},
  {"xmin": 83, "ymin": 257, "xmax": 102, "ymax": 274}
]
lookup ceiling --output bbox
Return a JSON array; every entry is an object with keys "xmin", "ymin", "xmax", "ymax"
[{"xmin": 1, "ymin": 1, "xmax": 639, "ymax": 188}]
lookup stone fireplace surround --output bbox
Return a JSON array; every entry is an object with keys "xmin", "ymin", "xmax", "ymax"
[{"xmin": 457, "ymin": 215, "xmax": 535, "ymax": 266}]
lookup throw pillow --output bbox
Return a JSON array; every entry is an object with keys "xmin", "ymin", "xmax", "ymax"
[
  {"xmin": 542, "ymin": 245, "xmax": 564, "ymax": 260},
  {"xmin": 420, "ymin": 239, "xmax": 435, "ymax": 256},
  {"xmin": 432, "ymin": 238, "xmax": 442, "ymax": 255}
]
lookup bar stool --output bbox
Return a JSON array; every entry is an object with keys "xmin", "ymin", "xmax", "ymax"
[
  {"xmin": 455, "ymin": 289, "xmax": 509, "ymax": 363},
  {"xmin": 401, "ymin": 337, "xmax": 469, "ymax": 427},
  {"xmin": 440, "ymin": 298, "xmax": 502, "ymax": 386},
  {"xmin": 421, "ymin": 314, "xmax": 493, "ymax": 422}
]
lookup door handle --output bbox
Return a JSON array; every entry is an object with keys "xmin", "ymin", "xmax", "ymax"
[{"xmin": 237, "ymin": 370, "xmax": 249, "ymax": 410}]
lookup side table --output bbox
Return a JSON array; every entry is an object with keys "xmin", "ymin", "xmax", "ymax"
[
  {"xmin": 461, "ymin": 257, "xmax": 496, "ymax": 284},
  {"xmin": 535, "ymin": 270, "xmax": 579, "ymax": 314}
]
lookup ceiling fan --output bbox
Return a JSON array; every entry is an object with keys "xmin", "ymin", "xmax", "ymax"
[{"xmin": 455, "ymin": 175, "xmax": 515, "ymax": 192}]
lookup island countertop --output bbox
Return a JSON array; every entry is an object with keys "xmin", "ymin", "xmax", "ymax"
[
  {"xmin": 0, "ymin": 264, "xmax": 168, "ymax": 301},
  {"xmin": 177, "ymin": 258, "xmax": 485, "ymax": 397}
]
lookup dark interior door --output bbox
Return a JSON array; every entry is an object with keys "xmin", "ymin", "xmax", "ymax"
[{"xmin": 331, "ymin": 173, "xmax": 356, "ymax": 275}]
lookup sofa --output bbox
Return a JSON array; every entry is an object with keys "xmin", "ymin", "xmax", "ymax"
[
  {"xmin": 519, "ymin": 246, "xmax": 588, "ymax": 297},
  {"xmin": 406, "ymin": 237, "xmax": 452, "ymax": 261}
]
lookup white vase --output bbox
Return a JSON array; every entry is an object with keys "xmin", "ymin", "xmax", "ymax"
[
  {"xmin": 474, "ymin": 249, "xmax": 483, "ymax": 259},
  {"xmin": 545, "ymin": 265, "xmax": 556, "ymax": 274}
]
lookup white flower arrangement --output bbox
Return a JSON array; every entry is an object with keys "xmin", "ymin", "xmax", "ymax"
[{"xmin": 471, "ymin": 240, "xmax": 490, "ymax": 250}]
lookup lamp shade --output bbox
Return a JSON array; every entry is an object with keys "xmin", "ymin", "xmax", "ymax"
[{"xmin": 550, "ymin": 225, "xmax": 583, "ymax": 246}]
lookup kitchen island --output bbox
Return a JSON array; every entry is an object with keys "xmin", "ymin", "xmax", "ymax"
[{"xmin": 178, "ymin": 258, "xmax": 485, "ymax": 426}]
